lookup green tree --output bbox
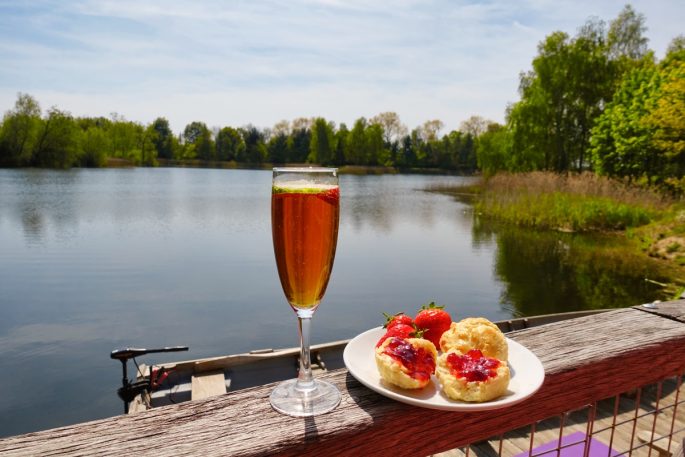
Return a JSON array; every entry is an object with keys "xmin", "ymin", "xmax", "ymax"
[
  {"xmin": 365, "ymin": 123, "xmax": 387, "ymax": 165},
  {"xmin": 590, "ymin": 59, "xmax": 660, "ymax": 181},
  {"xmin": 455, "ymin": 132, "xmax": 477, "ymax": 171},
  {"xmin": 398, "ymin": 134, "xmax": 416, "ymax": 168},
  {"xmin": 32, "ymin": 108, "xmax": 80, "ymax": 168},
  {"xmin": 287, "ymin": 125, "xmax": 311, "ymax": 163},
  {"xmin": 508, "ymin": 77, "xmax": 551, "ymax": 171},
  {"xmin": 195, "ymin": 129, "xmax": 214, "ymax": 161},
  {"xmin": 151, "ymin": 117, "xmax": 175, "ymax": 160},
  {"xmin": 216, "ymin": 126, "xmax": 245, "ymax": 162},
  {"xmin": 0, "ymin": 93, "xmax": 41, "ymax": 166},
  {"xmin": 508, "ymin": 6, "xmax": 649, "ymax": 173},
  {"xmin": 532, "ymin": 31, "xmax": 576, "ymax": 171},
  {"xmin": 309, "ymin": 117, "xmax": 335, "ymax": 165},
  {"xmin": 438, "ymin": 131, "xmax": 459, "ymax": 169},
  {"xmin": 267, "ymin": 132, "xmax": 288, "ymax": 163},
  {"xmin": 79, "ymin": 126, "xmax": 109, "ymax": 167},
  {"xmin": 410, "ymin": 128, "xmax": 427, "ymax": 166},
  {"xmin": 109, "ymin": 114, "xmax": 144, "ymax": 163},
  {"xmin": 239, "ymin": 125, "xmax": 266, "ymax": 163},
  {"xmin": 476, "ymin": 123, "xmax": 512, "ymax": 176},
  {"xmin": 182, "ymin": 121, "xmax": 214, "ymax": 161},
  {"xmin": 643, "ymin": 45, "xmax": 685, "ymax": 177},
  {"xmin": 592, "ymin": 45, "xmax": 685, "ymax": 188},
  {"xmin": 334, "ymin": 123, "xmax": 349, "ymax": 165},
  {"xmin": 139, "ymin": 123, "xmax": 159, "ymax": 166},
  {"xmin": 346, "ymin": 118, "xmax": 367, "ymax": 164},
  {"xmin": 182, "ymin": 121, "xmax": 208, "ymax": 145}
]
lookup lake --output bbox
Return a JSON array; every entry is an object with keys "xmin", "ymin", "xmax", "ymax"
[{"xmin": 0, "ymin": 167, "xmax": 670, "ymax": 437}]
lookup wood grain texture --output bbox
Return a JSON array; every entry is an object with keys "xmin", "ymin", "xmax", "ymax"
[
  {"xmin": 634, "ymin": 299, "xmax": 685, "ymax": 322},
  {"xmin": 191, "ymin": 371, "xmax": 227, "ymax": 401},
  {"xmin": 2, "ymin": 305, "xmax": 685, "ymax": 457}
]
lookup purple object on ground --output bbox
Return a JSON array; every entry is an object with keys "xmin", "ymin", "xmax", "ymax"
[{"xmin": 512, "ymin": 431, "xmax": 621, "ymax": 457}]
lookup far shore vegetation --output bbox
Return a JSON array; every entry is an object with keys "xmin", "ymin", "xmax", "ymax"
[
  {"xmin": 1, "ymin": 6, "xmax": 683, "ymax": 288},
  {"xmin": 450, "ymin": 171, "xmax": 685, "ymax": 302}
]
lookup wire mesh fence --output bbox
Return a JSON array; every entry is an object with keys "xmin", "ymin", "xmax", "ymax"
[{"xmin": 434, "ymin": 374, "xmax": 684, "ymax": 457}]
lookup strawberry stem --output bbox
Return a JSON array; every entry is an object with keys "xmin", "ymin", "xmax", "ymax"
[
  {"xmin": 382, "ymin": 311, "xmax": 406, "ymax": 328},
  {"xmin": 420, "ymin": 301, "xmax": 444, "ymax": 311},
  {"xmin": 411, "ymin": 324, "xmax": 426, "ymax": 338}
]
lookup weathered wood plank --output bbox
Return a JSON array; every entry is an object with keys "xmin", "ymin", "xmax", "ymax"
[
  {"xmin": 191, "ymin": 371, "xmax": 227, "ymax": 401},
  {"xmin": 162, "ymin": 339, "xmax": 350, "ymax": 374},
  {"xmin": 638, "ymin": 430, "xmax": 675, "ymax": 456},
  {"xmin": 2, "ymin": 305, "xmax": 685, "ymax": 457},
  {"xmin": 634, "ymin": 299, "xmax": 685, "ymax": 323}
]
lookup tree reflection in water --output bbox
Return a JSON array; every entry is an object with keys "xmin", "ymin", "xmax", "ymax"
[{"xmin": 473, "ymin": 217, "xmax": 676, "ymax": 317}]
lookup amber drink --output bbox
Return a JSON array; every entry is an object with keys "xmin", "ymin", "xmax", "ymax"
[
  {"xmin": 272, "ymin": 185, "xmax": 339, "ymax": 310},
  {"xmin": 269, "ymin": 168, "xmax": 341, "ymax": 417}
]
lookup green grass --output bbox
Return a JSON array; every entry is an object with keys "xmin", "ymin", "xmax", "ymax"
[
  {"xmin": 476, "ymin": 192, "xmax": 656, "ymax": 232},
  {"xmin": 463, "ymin": 172, "xmax": 669, "ymax": 233}
]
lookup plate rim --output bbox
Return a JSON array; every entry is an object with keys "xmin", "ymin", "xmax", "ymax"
[{"xmin": 343, "ymin": 326, "xmax": 545, "ymax": 411}]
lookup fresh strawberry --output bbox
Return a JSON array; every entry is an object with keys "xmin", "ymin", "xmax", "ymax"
[
  {"xmin": 414, "ymin": 302, "xmax": 452, "ymax": 347},
  {"xmin": 376, "ymin": 323, "xmax": 415, "ymax": 348},
  {"xmin": 383, "ymin": 312, "xmax": 413, "ymax": 330}
]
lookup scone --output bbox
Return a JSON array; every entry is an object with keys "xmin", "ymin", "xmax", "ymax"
[
  {"xmin": 436, "ymin": 349, "xmax": 510, "ymax": 402},
  {"xmin": 375, "ymin": 337, "xmax": 437, "ymax": 389},
  {"xmin": 439, "ymin": 317, "xmax": 508, "ymax": 361}
]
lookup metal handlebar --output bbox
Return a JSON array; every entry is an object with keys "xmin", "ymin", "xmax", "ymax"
[
  {"xmin": 110, "ymin": 346, "xmax": 189, "ymax": 361},
  {"xmin": 111, "ymin": 345, "xmax": 189, "ymax": 413}
]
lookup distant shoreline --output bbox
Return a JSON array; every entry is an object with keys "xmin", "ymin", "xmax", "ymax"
[{"xmin": 102, "ymin": 158, "xmax": 470, "ymax": 176}]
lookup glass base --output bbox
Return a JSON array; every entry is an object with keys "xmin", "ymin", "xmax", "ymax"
[{"xmin": 269, "ymin": 378, "xmax": 341, "ymax": 417}]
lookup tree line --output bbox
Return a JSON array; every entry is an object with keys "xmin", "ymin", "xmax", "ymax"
[
  {"xmin": 0, "ymin": 97, "xmax": 483, "ymax": 172},
  {"xmin": 1, "ymin": 5, "xmax": 683, "ymax": 191}
]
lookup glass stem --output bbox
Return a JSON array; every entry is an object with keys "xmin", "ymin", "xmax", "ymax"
[{"xmin": 295, "ymin": 315, "xmax": 314, "ymax": 391}]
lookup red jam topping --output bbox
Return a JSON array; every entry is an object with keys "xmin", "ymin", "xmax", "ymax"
[
  {"xmin": 383, "ymin": 337, "xmax": 436, "ymax": 382},
  {"xmin": 446, "ymin": 349, "xmax": 500, "ymax": 382}
]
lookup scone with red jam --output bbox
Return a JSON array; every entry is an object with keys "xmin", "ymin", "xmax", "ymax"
[
  {"xmin": 440, "ymin": 317, "xmax": 508, "ymax": 361},
  {"xmin": 375, "ymin": 337, "xmax": 437, "ymax": 389},
  {"xmin": 436, "ymin": 349, "xmax": 510, "ymax": 402}
]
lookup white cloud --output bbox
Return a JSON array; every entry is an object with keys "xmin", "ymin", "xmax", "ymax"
[{"xmin": 1, "ymin": 0, "xmax": 683, "ymax": 133}]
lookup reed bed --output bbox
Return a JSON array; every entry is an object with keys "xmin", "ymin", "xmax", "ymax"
[
  {"xmin": 483, "ymin": 172, "xmax": 670, "ymax": 208},
  {"xmin": 473, "ymin": 172, "xmax": 671, "ymax": 232}
]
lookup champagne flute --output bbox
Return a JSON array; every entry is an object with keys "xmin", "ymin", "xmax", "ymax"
[{"xmin": 270, "ymin": 167, "xmax": 341, "ymax": 416}]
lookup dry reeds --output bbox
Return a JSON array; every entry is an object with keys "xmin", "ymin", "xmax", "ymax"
[
  {"xmin": 483, "ymin": 172, "xmax": 671, "ymax": 210},
  {"xmin": 472, "ymin": 172, "xmax": 672, "ymax": 232}
]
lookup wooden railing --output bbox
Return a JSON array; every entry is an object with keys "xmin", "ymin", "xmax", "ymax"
[{"xmin": 2, "ymin": 300, "xmax": 685, "ymax": 457}]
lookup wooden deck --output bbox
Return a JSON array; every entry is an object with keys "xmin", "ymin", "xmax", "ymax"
[{"xmin": 1, "ymin": 300, "xmax": 685, "ymax": 456}]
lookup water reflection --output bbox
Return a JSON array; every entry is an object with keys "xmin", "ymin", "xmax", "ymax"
[
  {"xmin": 20, "ymin": 206, "xmax": 45, "ymax": 243},
  {"xmin": 342, "ymin": 175, "xmax": 466, "ymax": 233},
  {"xmin": 473, "ymin": 218, "xmax": 673, "ymax": 317}
]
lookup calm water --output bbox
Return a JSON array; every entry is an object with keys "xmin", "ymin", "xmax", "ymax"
[{"xmin": 0, "ymin": 168, "xmax": 670, "ymax": 437}]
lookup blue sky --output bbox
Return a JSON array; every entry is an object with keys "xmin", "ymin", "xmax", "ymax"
[{"xmin": 0, "ymin": 0, "xmax": 683, "ymax": 134}]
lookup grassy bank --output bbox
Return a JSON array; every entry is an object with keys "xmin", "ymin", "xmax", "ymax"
[
  {"xmin": 440, "ymin": 172, "xmax": 685, "ymax": 295},
  {"xmin": 473, "ymin": 172, "xmax": 670, "ymax": 232},
  {"xmin": 481, "ymin": 192, "xmax": 656, "ymax": 231}
]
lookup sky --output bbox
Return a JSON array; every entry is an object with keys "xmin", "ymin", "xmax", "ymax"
[{"xmin": 0, "ymin": 0, "xmax": 683, "ymax": 135}]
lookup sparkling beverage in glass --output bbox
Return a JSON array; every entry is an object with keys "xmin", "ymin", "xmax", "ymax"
[{"xmin": 269, "ymin": 167, "xmax": 341, "ymax": 416}]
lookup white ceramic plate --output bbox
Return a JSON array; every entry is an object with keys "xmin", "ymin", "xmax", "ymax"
[{"xmin": 343, "ymin": 327, "xmax": 545, "ymax": 411}]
